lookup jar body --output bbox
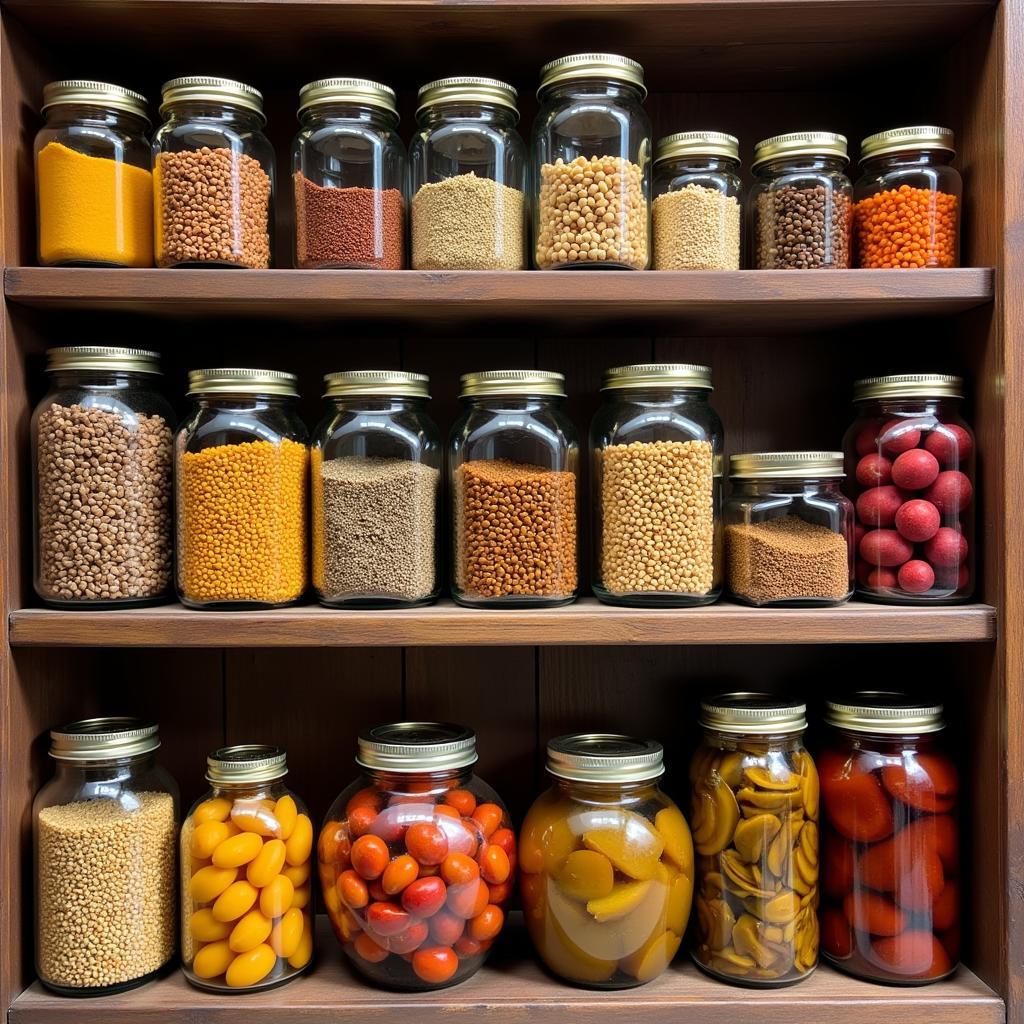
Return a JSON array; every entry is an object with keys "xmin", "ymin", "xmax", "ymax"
[
  {"xmin": 34, "ymin": 755, "xmax": 178, "ymax": 994},
  {"xmin": 690, "ymin": 730, "xmax": 819, "ymax": 985},
  {"xmin": 533, "ymin": 80, "xmax": 651, "ymax": 269},
  {"xmin": 153, "ymin": 102, "xmax": 274, "ymax": 268},
  {"xmin": 844, "ymin": 397, "xmax": 974, "ymax": 603},
  {"xmin": 819, "ymin": 728, "xmax": 959, "ymax": 983},
  {"xmin": 35, "ymin": 103, "xmax": 153, "ymax": 267},
  {"xmin": 175, "ymin": 396, "xmax": 308, "ymax": 608}
]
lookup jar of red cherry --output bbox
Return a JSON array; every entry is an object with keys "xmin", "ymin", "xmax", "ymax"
[
  {"xmin": 844, "ymin": 374, "xmax": 974, "ymax": 602},
  {"xmin": 819, "ymin": 692, "xmax": 959, "ymax": 984},
  {"xmin": 317, "ymin": 722, "xmax": 514, "ymax": 990}
]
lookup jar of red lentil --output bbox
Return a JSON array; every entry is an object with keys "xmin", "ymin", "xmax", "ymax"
[
  {"xmin": 292, "ymin": 78, "xmax": 406, "ymax": 269},
  {"xmin": 854, "ymin": 127, "xmax": 960, "ymax": 268}
]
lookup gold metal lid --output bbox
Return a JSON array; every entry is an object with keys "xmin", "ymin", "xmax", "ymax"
[
  {"xmin": 187, "ymin": 368, "xmax": 299, "ymax": 398},
  {"xmin": 324, "ymin": 370, "xmax": 429, "ymax": 399},
  {"xmin": 298, "ymin": 77, "xmax": 398, "ymax": 120},
  {"xmin": 546, "ymin": 734, "xmax": 664, "ymax": 783},
  {"xmin": 729, "ymin": 451, "xmax": 844, "ymax": 480},
  {"xmin": 538, "ymin": 53, "xmax": 646, "ymax": 98},
  {"xmin": 160, "ymin": 76, "xmax": 264, "ymax": 120},
  {"xmin": 853, "ymin": 374, "xmax": 963, "ymax": 401},
  {"xmin": 356, "ymin": 722, "xmax": 478, "ymax": 773},
  {"xmin": 207, "ymin": 745, "xmax": 288, "ymax": 784},
  {"xmin": 46, "ymin": 346, "xmax": 161, "ymax": 375},
  {"xmin": 602, "ymin": 363, "xmax": 712, "ymax": 391},
  {"xmin": 460, "ymin": 369, "xmax": 565, "ymax": 398},
  {"xmin": 416, "ymin": 77, "xmax": 518, "ymax": 119},
  {"xmin": 861, "ymin": 126, "xmax": 955, "ymax": 162},
  {"xmin": 825, "ymin": 692, "xmax": 945, "ymax": 734},
  {"xmin": 700, "ymin": 693, "xmax": 808, "ymax": 735},
  {"xmin": 50, "ymin": 717, "xmax": 160, "ymax": 762},
  {"xmin": 752, "ymin": 131, "xmax": 848, "ymax": 169},
  {"xmin": 42, "ymin": 80, "xmax": 149, "ymax": 122},
  {"xmin": 655, "ymin": 131, "xmax": 739, "ymax": 163}
]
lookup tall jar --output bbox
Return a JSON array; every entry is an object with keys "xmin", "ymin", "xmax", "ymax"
[
  {"xmin": 533, "ymin": 53, "xmax": 651, "ymax": 269},
  {"xmin": 34, "ymin": 718, "xmax": 178, "ymax": 995},
  {"xmin": 854, "ymin": 127, "xmax": 961, "ymax": 268},
  {"xmin": 409, "ymin": 77, "xmax": 526, "ymax": 270},
  {"xmin": 176, "ymin": 368, "xmax": 308, "ymax": 609},
  {"xmin": 32, "ymin": 346, "xmax": 174, "ymax": 607},
  {"xmin": 819, "ymin": 693, "xmax": 959, "ymax": 984},
  {"xmin": 844, "ymin": 374, "xmax": 974, "ymax": 603},
  {"xmin": 751, "ymin": 132, "xmax": 852, "ymax": 269},
  {"xmin": 292, "ymin": 78, "xmax": 406, "ymax": 269},
  {"xmin": 318, "ymin": 723, "xmax": 514, "ymax": 990},
  {"xmin": 153, "ymin": 76, "xmax": 274, "ymax": 268},
  {"xmin": 652, "ymin": 131, "xmax": 742, "ymax": 270},
  {"xmin": 591, "ymin": 364, "xmax": 722, "ymax": 606},
  {"xmin": 450, "ymin": 370, "xmax": 578, "ymax": 607},
  {"xmin": 182, "ymin": 746, "xmax": 314, "ymax": 992},
  {"xmin": 35, "ymin": 80, "xmax": 153, "ymax": 267},
  {"xmin": 690, "ymin": 694, "xmax": 819, "ymax": 986},
  {"xmin": 311, "ymin": 370, "xmax": 441, "ymax": 607},
  {"xmin": 725, "ymin": 452, "xmax": 854, "ymax": 607}
]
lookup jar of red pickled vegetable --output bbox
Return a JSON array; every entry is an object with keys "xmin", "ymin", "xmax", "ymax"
[
  {"xmin": 844, "ymin": 374, "xmax": 974, "ymax": 603},
  {"xmin": 819, "ymin": 692, "xmax": 959, "ymax": 984},
  {"xmin": 318, "ymin": 722, "xmax": 513, "ymax": 990}
]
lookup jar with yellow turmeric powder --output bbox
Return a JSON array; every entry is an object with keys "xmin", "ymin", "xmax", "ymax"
[{"xmin": 176, "ymin": 369, "xmax": 308, "ymax": 609}]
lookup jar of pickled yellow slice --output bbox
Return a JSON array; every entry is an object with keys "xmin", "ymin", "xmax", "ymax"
[
  {"xmin": 690, "ymin": 693, "xmax": 819, "ymax": 986},
  {"xmin": 519, "ymin": 734, "xmax": 693, "ymax": 988}
]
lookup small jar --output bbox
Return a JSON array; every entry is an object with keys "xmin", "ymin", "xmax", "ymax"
[
  {"xmin": 855, "ymin": 127, "xmax": 961, "ymax": 268},
  {"xmin": 533, "ymin": 53, "xmax": 651, "ymax": 269},
  {"xmin": 653, "ymin": 131, "xmax": 742, "ymax": 270},
  {"xmin": 450, "ymin": 370, "xmax": 579, "ymax": 607},
  {"xmin": 35, "ymin": 80, "xmax": 153, "ymax": 267},
  {"xmin": 844, "ymin": 374, "xmax": 974, "ymax": 603},
  {"xmin": 34, "ymin": 718, "xmax": 178, "ymax": 995},
  {"xmin": 409, "ymin": 77, "xmax": 527, "ymax": 270},
  {"xmin": 318, "ymin": 722, "xmax": 514, "ymax": 991},
  {"xmin": 751, "ymin": 132, "xmax": 852, "ymax": 269},
  {"xmin": 519, "ymin": 734, "xmax": 693, "ymax": 988},
  {"xmin": 292, "ymin": 78, "xmax": 406, "ymax": 269},
  {"xmin": 32, "ymin": 346, "xmax": 174, "ymax": 607},
  {"xmin": 176, "ymin": 368, "xmax": 308, "ymax": 609},
  {"xmin": 690, "ymin": 694, "xmax": 819, "ymax": 986},
  {"xmin": 182, "ymin": 746, "xmax": 314, "ymax": 992},
  {"xmin": 725, "ymin": 452, "xmax": 854, "ymax": 607},
  {"xmin": 591, "ymin": 364, "xmax": 722, "ymax": 606},
  {"xmin": 311, "ymin": 370, "xmax": 441, "ymax": 607},
  {"xmin": 154, "ymin": 76, "xmax": 274, "ymax": 268},
  {"xmin": 820, "ymin": 693, "xmax": 959, "ymax": 984}
]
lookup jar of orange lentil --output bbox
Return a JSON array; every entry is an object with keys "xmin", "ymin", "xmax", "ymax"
[
  {"xmin": 176, "ymin": 368, "xmax": 308, "ymax": 609},
  {"xmin": 854, "ymin": 127, "xmax": 961, "ymax": 269}
]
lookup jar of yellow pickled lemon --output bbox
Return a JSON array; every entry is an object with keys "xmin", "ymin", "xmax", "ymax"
[
  {"xmin": 519, "ymin": 734, "xmax": 693, "ymax": 988},
  {"xmin": 181, "ymin": 745, "xmax": 314, "ymax": 992}
]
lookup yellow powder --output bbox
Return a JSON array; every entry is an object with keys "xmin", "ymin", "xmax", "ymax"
[{"xmin": 37, "ymin": 141, "xmax": 153, "ymax": 266}]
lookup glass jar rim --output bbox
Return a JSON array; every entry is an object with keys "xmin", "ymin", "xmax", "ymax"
[
  {"xmin": 357, "ymin": 722, "xmax": 478, "ymax": 773},
  {"xmin": 298, "ymin": 77, "xmax": 398, "ymax": 121},
  {"xmin": 700, "ymin": 692, "xmax": 807, "ymax": 734},
  {"xmin": 188, "ymin": 368, "xmax": 299, "ymax": 398},
  {"xmin": 207, "ymin": 744, "xmax": 288, "ymax": 784},
  {"xmin": 160, "ymin": 76, "xmax": 265, "ymax": 122},
  {"xmin": 825, "ymin": 691, "xmax": 945, "ymax": 734},
  {"xmin": 655, "ymin": 131, "xmax": 739, "ymax": 163},
  {"xmin": 46, "ymin": 346, "xmax": 162, "ymax": 375},
  {"xmin": 860, "ymin": 126, "xmax": 955, "ymax": 162},
  {"xmin": 752, "ymin": 131, "xmax": 848, "ymax": 170},
  {"xmin": 853, "ymin": 374, "xmax": 963, "ymax": 401},
  {"xmin": 50, "ymin": 717, "xmax": 160, "ymax": 762},
  {"xmin": 42, "ymin": 79, "xmax": 149, "ymax": 122},
  {"xmin": 324, "ymin": 370, "xmax": 429, "ymax": 399},
  {"xmin": 546, "ymin": 733, "xmax": 664, "ymax": 783},
  {"xmin": 538, "ymin": 53, "xmax": 646, "ymax": 99},
  {"xmin": 416, "ymin": 77, "xmax": 518, "ymax": 121}
]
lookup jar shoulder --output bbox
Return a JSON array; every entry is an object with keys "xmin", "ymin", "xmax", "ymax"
[
  {"xmin": 177, "ymin": 403, "xmax": 308, "ymax": 451},
  {"xmin": 591, "ymin": 398, "xmax": 723, "ymax": 447}
]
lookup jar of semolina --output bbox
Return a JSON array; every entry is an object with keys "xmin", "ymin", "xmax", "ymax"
[
  {"xmin": 591, "ymin": 364, "xmax": 723, "ymax": 606},
  {"xmin": 175, "ymin": 368, "xmax": 308, "ymax": 609}
]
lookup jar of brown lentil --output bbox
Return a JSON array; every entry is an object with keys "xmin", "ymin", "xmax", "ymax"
[{"xmin": 450, "ymin": 370, "xmax": 579, "ymax": 607}]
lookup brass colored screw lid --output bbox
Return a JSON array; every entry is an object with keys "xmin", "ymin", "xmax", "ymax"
[
  {"xmin": 602, "ymin": 363, "xmax": 712, "ymax": 391},
  {"xmin": 729, "ymin": 451, "xmax": 844, "ymax": 480},
  {"xmin": 539, "ymin": 53, "xmax": 646, "ymax": 98},
  {"xmin": 324, "ymin": 370, "xmax": 429, "ymax": 399},
  {"xmin": 416, "ymin": 77, "xmax": 518, "ymax": 120},
  {"xmin": 700, "ymin": 693, "xmax": 808, "ymax": 735},
  {"xmin": 298, "ymin": 77, "xmax": 398, "ymax": 121},
  {"xmin": 655, "ymin": 131, "xmax": 739, "ymax": 164},
  {"xmin": 853, "ymin": 374, "xmax": 963, "ymax": 401},
  {"xmin": 207, "ymin": 745, "xmax": 288, "ymax": 784},
  {"xmin": 42, "ymin": 80, "xmax": 149, "ymax": 122},
  {"xmin": 50, "ymin": 718, "xmax": 160, "ymax": 762},
  {"xmin": 861, "ymin": 126, "xmax": 955, "ymax": 162},
  {"xmin": 357, "ymin": 722, "xmax": 478, "ymax": 773},
  {"xmin": 187, "ymin": 368, "xmax": 299, "ymax": 398},
  {"xmin": 160, "ymin": 76, "xmax": 265, "ymax": 121},
  {"xmin": 460, "ymin": 369, "xmax": 565, "ymax": 398},
  {"xmin": 46, "ymin": 346, "xmax": 161, "ymax": 375},
  {"xmin": 752, "ymin": 131, "xmax": 848, "ymax": 170},
  {"xmin": 825, "ymin": 692, "xmax": 945, "ymax": 734},
  {"xmin": 547, "ymin": 734, "xmax": 664, "ymax": 783}
]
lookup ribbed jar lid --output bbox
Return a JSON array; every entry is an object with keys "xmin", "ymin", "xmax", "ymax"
[
  {"xmin": 825, "ymin": 691, "xmax": 945, "ymax": 734},
  {"xmin": 298, "ymin": 77, "xmax": 398, "ymax": 119},
  {"xmin": 160, "ymin": 76, "xmax": 264, "ymax": 120},
  {"xmin": 207, "ymin": 745, "xmax": 288, "ymax": 784},
  {"xmin": 46, "ymin": 346, "xmax": 161, "ymax": 375},
  {"xmin": 357, "ymin": 722, "xmax": 478, "ymax": 773},
  {"xmin": 853, "ymin": 373, "xmax": 963, "ymax": 401},
  {"xmin": 861, "ymin": 126, "xmax": 955, "ymax": 161},
  {"xmin": 753, "ymin": 131, "xmax": 848, "ymax": 169},
  {"xmin": 539, "ymin": 53, "xmax": 646, "ymax": 98},
  {"xmin": 546, "ymin": 734, "xmax": 664, "ymax": 783},
  {"xmin": 187, "ymin": 368, "xmax": 299, "ymax": 397},
  {"xmin": 700, "ymin": 693, "xmax": 807, "ymax": 734},
  {"xmin": 416, "ymin": 77, "xmax": 518, "ymax": 119},
  {"xmin": 324, "ymin": 370, "xmax": 428, "ymax": 399},
  {"xmin": 42, "ymin": 80, "xmax": 149, "ymax": 122},
  {"xmin": 460, "ymin": 369, "xmax": 565, "ymax": 398},
  {"xmin": 729, "ymin": 451, "xmax": 844, "ymax": 479},
  {"xmin": 655, "ymin": 131, "xmax": 739, "ymax": 163},
  {"xmin": 50, "ymin": 717, "xmax": 160, "ymax": 762},
  {"xmin": 602, "ymin": 363, "xmax": 712, "ymax": 391}
]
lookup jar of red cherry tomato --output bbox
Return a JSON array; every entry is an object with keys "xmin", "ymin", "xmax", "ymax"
[
  {"xmin": 819, "ymin": 693, "xmax": 959, "ymax": 984},
  {"xmin": 844, "ymin": 374, "xmax": 974, "ymax": 603},
  {"xmin": 317, "ymin": 722, "xmax": 514, "ymax": 990}
]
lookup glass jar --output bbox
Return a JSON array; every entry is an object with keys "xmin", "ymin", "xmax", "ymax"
[
  {"xmin": 591, "ymin": 364, "xmax": 723, "ymax": 606},
  {"xmin": 751, "ymin": 132, "xmax": 852, "ymax": 269},
  {"xmin": 519, "ymin": 734, "xmax": 693, "ymax": 988},
  {"xmin": 32, "ymin": 346, "xmax": 174, "ymax": 607},
  {"xmin": 311, "ymin": 371, "xmax": 441, "ymax": 607},
  {"xmin": 35, "ymin": 80, "xmax": 153, "ymax": 267},
  {"xmin": 318, "ymin": 722, "xmax": 514, "ymax": 991},
  {"xmin": 690, "ymin": 694, "xmax": 819, "ymax": 986},
  {"xmin": 292, "ymin": 78, "xmax": 406, "ymax": 269},
  {"xmin": 533, "ymin": 53, "xmax": 651, "ymax": 270},
  {"xmin": 182, "ymin": 745, "xmax": 314, "ymax": 992},
  {"xmin": 844, "ymin": 374, "xmax": 974, "ymax": 603},
  {"xmin": 154, "ymin": 76, "xmax": 274, "ymax": 268},
  {"xmin": 450, "ymin": 370, "xmax": 579, "ymax": 607},
  {"xmin": 725, "ymin": 452, "xmax": 854, "ymax": 607},
  {"xmin": 820, "ymin": 693, "xmax": 959, "ymax": 984},
  {"xmin": 176, "ymin": 368, "xmax": 308, "ymax": 609},
  {"xmin": 652, "ymin": 132, "xmax": 742, "ymax": 270},
  {"xmin": 409, "ymin": 77, "xmax": 526, "ymax": 270},
  {"xmin": 34, "ymin": 718, "xmax": 178, "ymax": 995}
]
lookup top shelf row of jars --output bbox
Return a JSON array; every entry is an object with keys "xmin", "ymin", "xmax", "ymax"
[{"xmin": 36, "ymin": 55, "xmax": 962, "ymax": 273}]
